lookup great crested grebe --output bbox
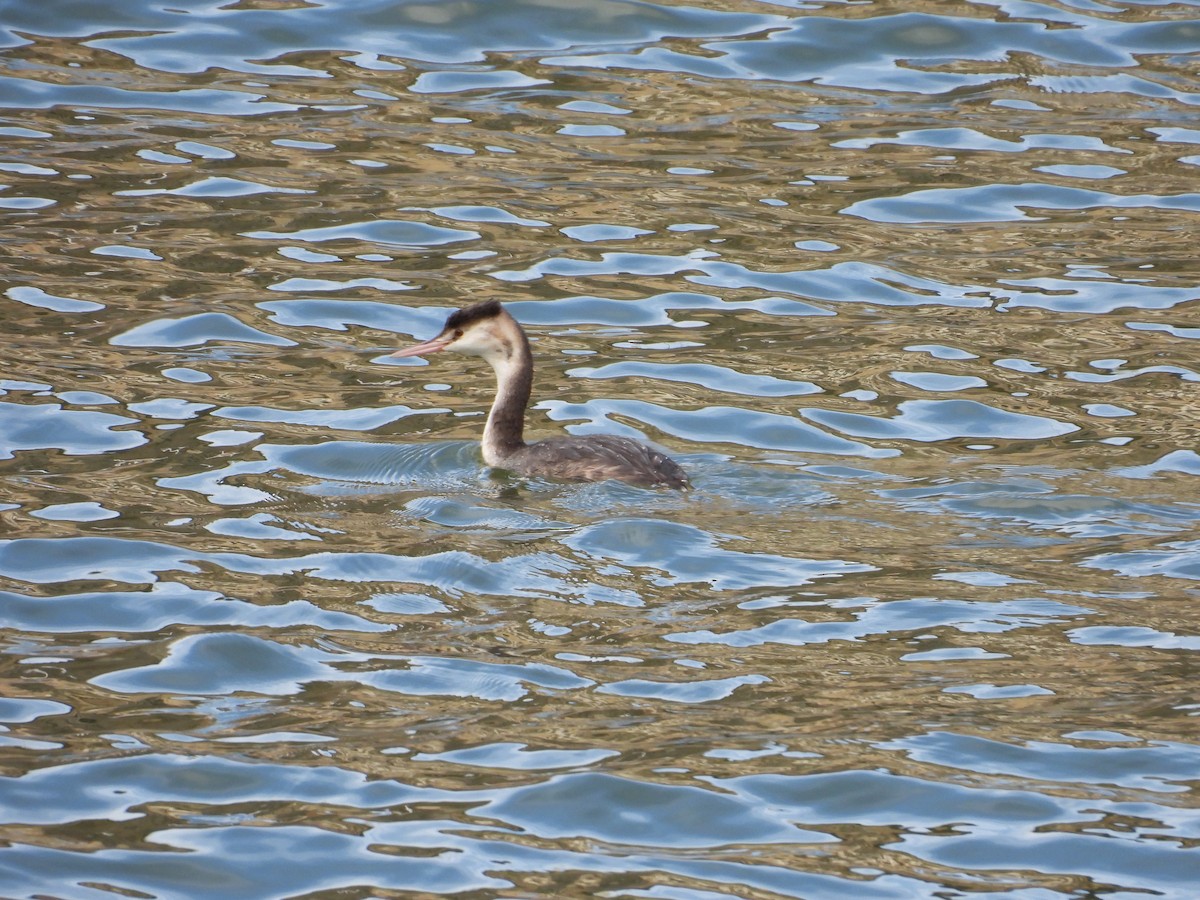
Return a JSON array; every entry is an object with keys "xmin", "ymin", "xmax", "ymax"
[{"xmin": 390, "ymin": 300, "xmax": 689, "ymax": 489}]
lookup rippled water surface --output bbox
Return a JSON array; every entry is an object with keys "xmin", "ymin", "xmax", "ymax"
[{"xmin": 2, "ymin": 1, "xmax": 1200, "ymax": 897}]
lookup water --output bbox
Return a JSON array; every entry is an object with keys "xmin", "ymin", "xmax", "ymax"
[{"xmin": 1, "ymin": 0, "xmax": 1199, "ymax": 897}]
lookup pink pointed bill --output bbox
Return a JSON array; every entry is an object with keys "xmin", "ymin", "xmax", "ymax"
[{"xmin": 390, "ymin": 335, "xmax": 452, "ymax": 358}]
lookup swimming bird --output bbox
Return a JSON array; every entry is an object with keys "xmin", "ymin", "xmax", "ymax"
[{"xmin": 390, "ymin": 300, "xmax": 689, "ymax": 489}]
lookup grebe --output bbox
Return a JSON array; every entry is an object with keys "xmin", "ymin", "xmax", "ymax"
[{"xmin": 390, "ymin": 300, "xmax": 689, "ymax": 489}]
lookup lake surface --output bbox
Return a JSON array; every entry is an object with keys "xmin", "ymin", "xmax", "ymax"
[{"xmin": 2, "ymin": 1, "xmax": 1199, "ymax": 897}]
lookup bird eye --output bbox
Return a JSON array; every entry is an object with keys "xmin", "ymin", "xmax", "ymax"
[{"xmin": 454, "ymin": 329, "xmax": 463, "ymax": 339}]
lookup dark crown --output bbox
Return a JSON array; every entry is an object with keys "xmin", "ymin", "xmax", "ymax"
[{"xmin": 444, "ymin": 299, "xmax": 503, "ymax": 331}]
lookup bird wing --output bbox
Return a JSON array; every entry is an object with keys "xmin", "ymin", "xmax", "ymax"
[{"xmin": 513, "ymin": 435, "xmax": 689, "ymax": 489}]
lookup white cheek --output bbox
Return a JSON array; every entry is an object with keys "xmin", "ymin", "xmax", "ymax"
[
  {"xmin": 452, "ymin": 324, "xmax": 504, "ymax": 358},
  {"xmin": 453, "ymin": 335, "xmax": 488, "ymax": 355}
]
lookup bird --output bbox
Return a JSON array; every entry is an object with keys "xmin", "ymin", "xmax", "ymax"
[{"xmin": 389, "ymin": 300, "xmax": 689, "ymax": 489}]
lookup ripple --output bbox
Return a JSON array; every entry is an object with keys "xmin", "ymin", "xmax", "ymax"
[
  {"xmin": 570, "ymin": 361, "xmax": 822, "ymax": 398},
  {"xmin": 802, "ymin": 399, "xmax": 1078, "ymax": 443},
  {"xmin": 844, "ymin": 183, "xmax": 1200, "ymax": 223},
  {"xmin": 115, "ymin": 176, "xmax": 313, "ymax": 197},
  {"xmin": 414, "ymin": 741, "xmax": 616, "ymax": 770},
  {"xmin": 487, "ymin": 770, "xmax": 822, "ymax": 847},
  {"xmin": 688, "ymin": 259, "xmax": 995, "ymax": 309},
  {"xmin": 883, "ymin": 730, "xmax": 1200, "ymax": 793},
  {"xmin": 110, "ymin": 313, "xmax": 295, "ymax": 348},
  {"xmin": 211, "ymin": 404, "xmax": 422, "ymax": 430},
  {"xmin": 1116, "ymin": 449, "xmax": 1200, "ymax": 479},
  {"xmin": 1036, "ymin": 163, "xmax": 1127, "ymax": 179},
  {"xmin": 92, "ymin": 244, "xmax": 162, "ymax": 260},
  {"xmin": 6, "ymin": 286, "xmax": 104, "ymax": 312},
  {"xmin": 566, "ymin": 519, "xmax": 875, "ymax": 590},
  {"xmin": 0, "ymin": 753, "xmax": 430, "ymax": 826},
  {"xmin": 1068, "ymin": 625, "xmax": 1200, "ymax": 651},
  {"xmin": 0, "ymin": 583, "xmax": 384, "ymax": 634},
  {"xmin": 834, "ymin": 127, "xmax": 1130, "ymax": 154},
  {"xmin": 264, "ymin": 440, "xmax": 476, "ymax": 486},
  {"xmin": 259, "ymin": 298, "xmax": 440, "ymax": 334},
  {"xmin": 0, "ymin": 534, "xmax": 637, "ymax": 606},
  {"xmin": 4, "ymin": 1, "xmax": 1199, "ymax": 896},
  {"xmin": 267, "ymin": 276, "xmax": 418, "ymax": 293},
  {"xmin": 1126, "ymin": 320, "xmax": 1200, "ymax": 340},
  {"xmin": 411, "ymin": 70, "xmax": 550, "ymax": 94},
  {"xmin": 890, "ymin": 371, "xmax": 988, "ymax": 392},
  {"xmin": 1083, "ymin": 540, "xmax": 1200, "ymax": 581},
  {"xmin": 561, "ymin": 223, "xmax": 652, "ymax": 242},
  {"xmin": 493, "ymin": 250, "xmax": 718, "ymax": 283},
  {"xmin": 409, "ymin": 204, "xmax": 550, "ymax": 227},
  {"xmin": 0, "ymin": 697, "xmax": 71, "ymax": 723},
  {"xmin": 92, "ymin": 633, "xmax": 350, "ymax": 696},
  {"xmin": 554, "ymin": 10, "xmax": 1184, "ymax": 93},
  {"xmin": 0, "ymin": 402, "xmax": 146, "ymax": 459},
  {"xmin": 668, "ymin": 597, "xmax": 1087, "ymax": 647},
  {"xmin": 91, "ymin": 632, "xmax": 592, "ymax": 701},
  {"xmin": 545, "ymin": 398, "xmax": 895, "ymax": 457},
  {"xmin": 0, "ymin": 76, "xmax": 295, "ymax": 115},
  {"xmin": 596, "ymin": 673, "xmax": 770, "ymax": 704},
  {"xmin": 999, "ymin": 275, "xmax": 1200, "ymax": 313},
  {"xmin": 244, "ymin": 219, "xmax": 480, "ymax": 248},
  {"xmin": 943, "ymin": 682, "xmax": 1054, "ymax": 699},
  {"xmin": 31, "ymin": 501, "xmax": 119, "ymax": 521},
  {"xmin": 1030, "ymin": 72, "xmax": 1200, "ymax": 106},
  {"xmin": 723, "ymin": 765, "xmax": 1198, "ymax": 892}
]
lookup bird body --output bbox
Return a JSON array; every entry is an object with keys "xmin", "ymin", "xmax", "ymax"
[{"xmin": 391, "ymin": 300, "xmax": 689, "ymax": 489}]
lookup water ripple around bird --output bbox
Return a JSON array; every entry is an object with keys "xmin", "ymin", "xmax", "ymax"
[{"xmin": 2, "ymin": 1, "xmax": 1199, "ymax": 898}]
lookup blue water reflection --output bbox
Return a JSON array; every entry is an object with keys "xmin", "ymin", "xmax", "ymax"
[{"xmin": 2, "ymin": 0, "xmax": 1199, "ymax": 897}]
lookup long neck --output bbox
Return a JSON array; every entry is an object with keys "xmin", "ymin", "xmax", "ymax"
[{"xmin": 480, "ymin": 327, "xmax": 533, "ymax": 465}]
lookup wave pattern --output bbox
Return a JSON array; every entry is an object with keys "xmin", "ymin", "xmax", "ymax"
[{"xmin": 1, "ymin": 1, "xmax": 1199, "ymax": 897}]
